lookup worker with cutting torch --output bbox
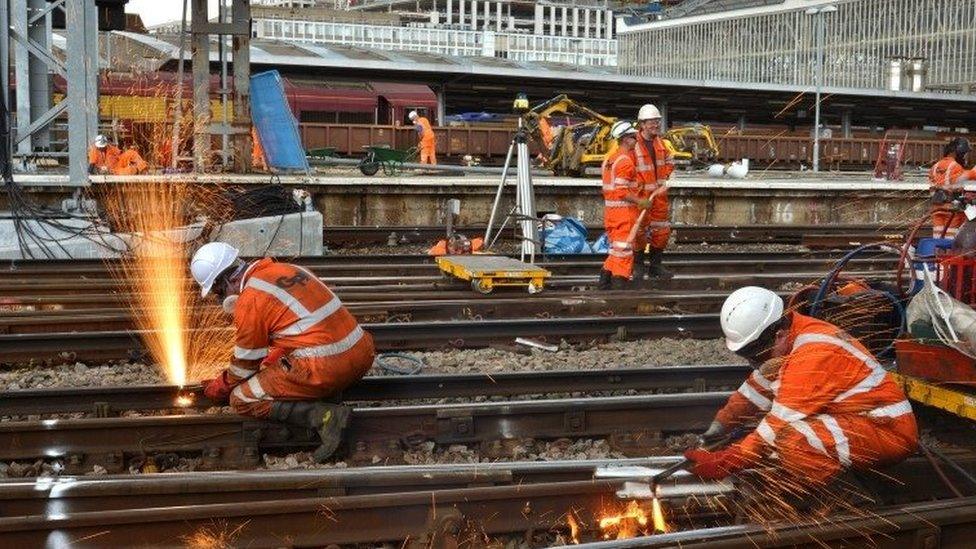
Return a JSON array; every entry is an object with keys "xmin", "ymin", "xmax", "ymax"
[
  {"xmin": 191, "ymin": 242, "xmax": 375, "ymax": 462},
  {"xmin": 685, "ymin": 286, "xmax": 918, "ymax": 486},
  {"xmin": 599, "ymin": 121, "xmax": 666, "ymax": 290}
]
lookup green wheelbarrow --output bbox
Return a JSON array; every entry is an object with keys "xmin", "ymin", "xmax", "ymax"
[{"xmin": 358, "ymin": 145, "xmax": 418, "ymax": 176}]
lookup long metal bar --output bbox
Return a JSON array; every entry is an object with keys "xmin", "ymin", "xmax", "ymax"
[
  {"xmin": 191, "ymin": 0, "xmax": 210, "ymax": 171},
  {"xmin": 0, "ymin": 364, "xmax": 751, "ymax": 416},
  {"xmin": 169, "ymin": 0, "xmax": 189, "ymax": 169},
  {"xmin": 64, "ymin": 0, "xmax": 97, "ymax": 186}
]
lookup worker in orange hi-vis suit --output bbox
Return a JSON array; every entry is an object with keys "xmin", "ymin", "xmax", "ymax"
[
  {"xmin": 88, "ymin": 134, "xmax": 121, "ymax": 175},
  {"xmin": 409, "ymin": 110, "xmax": 437, "ymax": 165},
  {"xmin": 251, "ymin": 127, "xmax": 267, "ymax": 171},
  {"xmin": 599, "ymin": 121, "xmax": 658, "ymax": 290},
  {"xmin": 113, "ymin": 146, "xmax": 149, "ymax": 175},
  {"xmin": 191, "ymin": 242, "xmax": 376, "ymax": 462},
  {"xmin": 686, "ymin": 286, "xmax": 918, "ymax": 487},
  {"xmin": 633, "ymin": 103, "xmax": 675, "ymax": 281},
  {"xmin": 929, "ymin": 137, "xmax": 976, "ymax": 238}
]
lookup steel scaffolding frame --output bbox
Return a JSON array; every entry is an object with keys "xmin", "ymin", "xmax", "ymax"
[{"xmin": 619, "ymin": 0, "xmax": 976, "ymax": 94}]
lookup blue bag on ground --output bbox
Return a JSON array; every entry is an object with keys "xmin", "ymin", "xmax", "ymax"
[
  {"xmin": 590, "ymin": 233, "xmax": 609, "ymax": 254},
  {"xmin": 251, "ymin": 70, "xmax": 309, "ymax": 172},
  {"xmin": 543, "ymin": 217, "xmax": 590, "ymax": 254}
]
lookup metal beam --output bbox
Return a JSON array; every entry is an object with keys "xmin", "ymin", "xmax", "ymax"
[
  {"xmin": 231, "ymin": 0, "xmax": 251, "ymax": 172},
  {"xmin": 65, "ymin": 0, "xmax": 98, "ymax": 186},
  {"xmin": 191, "ymin": 0, "xmax": 210, "ymax": 172}
]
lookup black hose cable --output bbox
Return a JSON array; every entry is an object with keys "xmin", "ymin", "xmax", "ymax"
[{"xmin": 373, "ymin": 353, "xmax": 425, "ymax": 375}]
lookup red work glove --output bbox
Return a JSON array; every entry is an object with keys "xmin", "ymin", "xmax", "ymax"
[
  {"xmin": 203, "ymin": 371, "xmax": 234, "ymax": 403},
  {"xmin": 684, "ymin": 447, "xmax": 751, "ymax": 480}
]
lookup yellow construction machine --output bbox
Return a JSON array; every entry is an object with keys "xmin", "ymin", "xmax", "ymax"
[
  {"xmin": 663, "ymin": 124, "xmax": 720, "ymax": 165},
  {"xmin": 526, "ymin": 95, "xmax": 720, "ymax": 176},
  {"xmin": 525, "ymin": 94, "xmax": 618, "ymax": 176}
]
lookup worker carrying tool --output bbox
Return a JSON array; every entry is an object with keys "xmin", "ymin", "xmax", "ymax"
[
  {"xmin": 599, "ymin": 121, "xmax": 663, "ymax": 290},
  {"xmin": 685, "ymin": 286, "xmax": 918, "ymax": 486},
  {"xmin": 191, "ymin": 242, "xmax": 375, "ymax": 462},
  {"xmin": 633, "ymin": 104, "xmax": 675, "ymax": 280},
  {"xmin": 409, "ymin": 110, "xmax": 437, "ymax": 165},
  {"xmin": 929, "ymin": 137, "xmax": 976, "ymax": 238}
]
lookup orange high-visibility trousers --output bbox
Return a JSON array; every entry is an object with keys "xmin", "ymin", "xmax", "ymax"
[
  {"xmin": 772, "ymin": 412, "xmax": 918, "ymax": 485},
  {"xmin": 229, "ymin": 334, "xmax": 375, "ymax": 418},
  {"xmin": 603, "ymin": 206, "xmax": 638, "ymax": 279},
  {"xmin": 420, "ymin": 143, "xmax": 437, "ymax": 165},
  {"xmin": 932, "ymin": 210, "xmax": 965, "ymax": 238},
  {"xmin": 635, "ymin": 192, "xmax": 670, "ymax": 251}
]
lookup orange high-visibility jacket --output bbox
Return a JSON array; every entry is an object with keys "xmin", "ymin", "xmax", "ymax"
[
  {"xmin": 727, "ymin": 313, "xmax": 917, "ymax": 471},
  {"xmin": 227, "ymin": 258, "xmax": 366, "ymax": 382},
  {"xmin": 601, "ymin": 149, "xmax": 638, "ymax": 209},
  {"xmin": 633, "ymin": 135, "xmax": 673, "ymax": 195},
  {"xmin": 114, "ymin": 149, "xmax": 149, "ymax": 175},
  {"xmin": 88, "ymin": 145, "xmax": 122, "ymax": 172},
  {"xmin": 930, "ymin": 155, "xmax": 976, "ymax": 189},
  {"xmin": 415, "ymin": 116, "xmax": 436, "ymax": 146}
]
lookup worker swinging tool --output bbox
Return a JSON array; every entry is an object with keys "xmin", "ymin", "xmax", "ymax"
[{"xmin": 437, "ymin": 93, "xmax": 551, "ymax": 294}]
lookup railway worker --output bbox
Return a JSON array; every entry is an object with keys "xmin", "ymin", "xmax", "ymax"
[
  {"xmin": 113, "ymin": 145, "xmax": 149, "ymax": 175},
  {"xmin": 409, "ymin": 110, "xmax": 437, "ymax": 165},
  {"xmin": 686, "ymin": 286, "xmax": 918, "ymax": 487},
  {"xmin": 599, "ymin": 121, "xmax": 662, "ymax": 290},
  {"xmin": 633, "ymin": 104, "xmax": 675, "ymax": 280},
  {"xmin": 191, "ymin": 242, "xmax": 376, "ymax": 462},
  {"xmin": 88, "ymin": 134, "xmax": 122, "ymax": 175},
  {"xmin": 929, "ymin": 137, "xmax": 976, "ymax": 238}
]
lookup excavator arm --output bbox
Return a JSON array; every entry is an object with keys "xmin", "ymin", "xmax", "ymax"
[{"xmin": 525, "ymin": 94, "xmax": 618, "ymax": 176}]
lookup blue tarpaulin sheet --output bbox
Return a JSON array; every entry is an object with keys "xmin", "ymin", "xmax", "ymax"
[{"xmin": 251, "ymin": 70, "xmax": 309, "ymax": 172}]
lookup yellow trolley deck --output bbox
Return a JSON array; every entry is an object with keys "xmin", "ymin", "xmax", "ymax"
[{"xmin": 436, "ymin": 255, "xmax": 551, "ymax": 294}]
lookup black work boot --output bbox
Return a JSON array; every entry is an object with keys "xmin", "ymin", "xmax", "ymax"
[
  {"xmin": 597, "ymin": 269, "xmax": 612, "ymax": 290},
  {"xmin": 646, "ymin": 249, "xmax": 673, "ymax": 280},
  {"xmin": 610, "ymin": 276, "xmax": 631, "ymax": 290},
  {"xmin": 632, "ymin": 250, "xmax": 648, "ymax": 287},
  {"xmin": 270, "ymin": 401, "xmax": 352, "ymax": 462}
]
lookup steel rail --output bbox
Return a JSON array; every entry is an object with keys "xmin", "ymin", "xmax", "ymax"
[
  {"xmin": 0, "ymin": 457, "xmax": 687, "ymax": 515},
  {"xmin": 0, "ymin": 364, "xmax": 750, "ymax": 416},
  {"xmin": 0, "ymin": 392, "xmax": 731, "ymax": 470},
  {"xmin": 0, "ymin": 313, "xmax": 724, "ymax": 363},
  {"xmin": 0, "ymin": 479, "xmax": 633, "ymax": 547}
]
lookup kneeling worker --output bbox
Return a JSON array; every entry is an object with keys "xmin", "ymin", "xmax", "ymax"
[
  {"xmin": 686, "ymin": 286, "xmax": 918, "ymax": 486},
  {"xmin": 191, "ymin": 242, "xmax": 375, "ymax": 461}
]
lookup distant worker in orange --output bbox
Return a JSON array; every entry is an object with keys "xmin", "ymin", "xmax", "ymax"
[
  {"xmin": 251, "ymin": 127, "xmax": 267, "ymax": 171},
  {"xmin": 633, "ymin": 104, "xmax": 675, "ymax": 280},
  {"xmin": 685, "ymin": 286, "xmax": 918, "ymax": 487},
  {"xmin": 88, "ymin": 134, "xmax": 121, "ymax": 175},
  {"xmin": 929, "ymin": 137, "xmax": 976, "ymax": 238},
  {"xmin": 409, "ymin": 110, "xmax": 437, "ymax": 165},
  {"xmin": 191, "ymin": 242, "xmax": 376, "ymax": 462},
  {"xmin": 114, "ymin": 145, "xmax": 149, "ymax": 175},
  {"xmin": 599, "ymin": 121, "xmax": 660, "ymax": 290}
]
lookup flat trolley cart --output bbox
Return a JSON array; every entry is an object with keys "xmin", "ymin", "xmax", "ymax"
[{"xmin": 436, "ymin": 255, "xmax": 551, "ymax": 294}]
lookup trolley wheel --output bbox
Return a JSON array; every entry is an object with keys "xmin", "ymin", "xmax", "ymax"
[
  {"xmin": 360, "ymin": 161, "xmax": 380, "ymax": 176},
  {"xmin": 471, "ymin": 278, "xmax": 493, "ymax": 294}
]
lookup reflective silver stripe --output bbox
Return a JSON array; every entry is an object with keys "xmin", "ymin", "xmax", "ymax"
[
  {"xmin": 247, "ymin": 376, "xmax": 269, "ymax": 400},
  {"xmin": 604, "ymin": 200, "xmax": 633, "ymax": 208},
  {"xmin": 228, "ymin": 364, "xmax": 256, "ymax": 378},
  {"xmin": 231, "ymin": 384, "xmax": 259, "ymax": 403},
  {"xmin": 275, "ymin": 296, "xmax": 343, "ymax": 337},
  {"xmin": 611, "ymin": 241, "xmax": 632, "ymax": 250},
  {"xmin": 738, "ymin": 381, "xmax": 772, "ymax": 410},
  {"xmin": 790, "ymin": 419, "xmax": 829, "ymax": 456},
  {"xmin": 792, "ymin": 333, "xmax": 887, "ymax": 402},
  {"xmin": 234, "ymin": 346, "xmax": 269, "ymax": 360},
  {"xmin": 613, "ymin": 177, "xmax": 630, "ymax": 185},
  {"xmin": 750, "ymin": 370, "xmax": 772, "ymax": 391},
  {"xmin": 247, "ymin": 277, "xmax": 310, "ymax": 318},
  {"xmin": 290, "ymin": 325, "xmax": 365, "ymax": 358},
  {"xmin": 818, "ymin": 414, "xmax": 852, "ymax": 467},
  {"xmin": 756, "ymin": 418, "xmax": 776, "ymax": 445},
  {"xmin": 771, "ymin": 401, "xmax": 806, "ymax": 423},
  {"xmin": 866, "ymin": 400, "xmax": 913, "ymax": 418},
  {"xmin": 608, "ymin": 248, "xmax": 633, "ymax": 258},
  {"xmin": 770, "ymin": 379, "xmax": 781, "ymax": 395}
]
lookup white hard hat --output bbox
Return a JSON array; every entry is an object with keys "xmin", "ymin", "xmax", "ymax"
[
  {"xmin": 94, "ymin": 134, "xmax": 108, "ymax": 148},
  {"xmin": 637, "ymin": 104, "xmax": 661, "ymax": 121},
  {"xmin": 726, "ymin": 160, "xmax": 749, "ymax": 179},
  {"xmin": 720, "ymin": 286, "xmax": 784, "ymax": 352},
  {"xmin": 610, "ymin": 120, "xmax": 638, "ymax": 140},
  {"xmin": 408, "ymin": 110, "xmax": 419, "ymax": 120},
  {"xmin": 190, "ymin": 242, "xmax": 240, "ymax": 297}
]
